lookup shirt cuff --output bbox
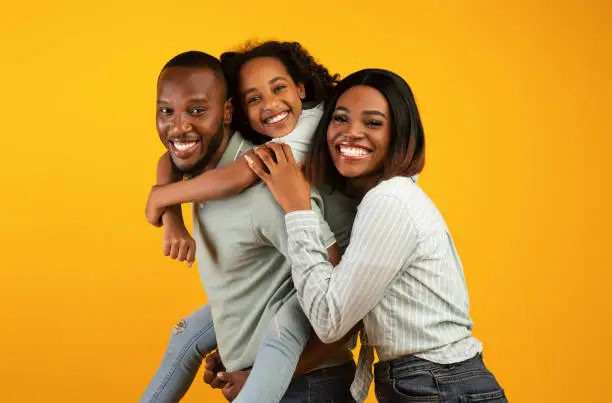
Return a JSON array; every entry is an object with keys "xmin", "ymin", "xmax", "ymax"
[{"xmin": 285, "ymin": 210, "xmax": 320, "ymax": 233}]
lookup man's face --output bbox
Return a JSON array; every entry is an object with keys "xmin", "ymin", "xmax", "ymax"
[{"xmin": 157, "ymin": 67, "xmax": 231, "ymax": 173}]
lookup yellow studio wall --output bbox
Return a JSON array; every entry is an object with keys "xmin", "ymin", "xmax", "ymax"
[{"xmin": 1, "ymin": 1, "xmax": 610, "ymax": 402}]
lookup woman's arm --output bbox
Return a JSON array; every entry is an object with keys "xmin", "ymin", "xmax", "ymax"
[
  {"xmin": 284, "ymin": 195, "xmax": 417, "ymax": 342},
  {"xmin": 246, "ymin": 143, "xmax": 419, "ymax": 343}
]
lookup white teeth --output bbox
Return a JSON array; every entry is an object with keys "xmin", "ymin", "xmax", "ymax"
[
  {"xmin": 174, "ymin": 142, "xmax": 197, "ymax": 151},
  {"xmin": 265, "ymin": 111, "xmax": 289, "ymax": 124},
  {"xmin": 339, "ymin": 146, "xmax": 370, "ymax": 157}
]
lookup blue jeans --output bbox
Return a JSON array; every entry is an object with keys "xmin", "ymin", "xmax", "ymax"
[
  {"xmin": 139, "ymin": 305, "xmax": 217, "ymax": 402},
  {"xmin": 234, "ymin": 293, "xmax": 312, "ymax": 403},
  {"xmin": 374, "ymin": 353, "xmax": 506, "ymax": 402},
  {"xmin": 140, "ymin": 295, "xmax": 320, "ymax": 403},
  {"xmin": 281, "ymin": 361, "xmax": 356, "ymax": 403}
]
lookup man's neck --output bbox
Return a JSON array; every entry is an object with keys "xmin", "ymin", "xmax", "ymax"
[{"xmin": 205, "ymin": 128, "xmax": 232, "ymax": 170}]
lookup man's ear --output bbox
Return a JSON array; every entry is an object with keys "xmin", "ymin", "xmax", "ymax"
[{"xmin": 223, "ymin": 98, "xmax": 233, "ymax": 127}]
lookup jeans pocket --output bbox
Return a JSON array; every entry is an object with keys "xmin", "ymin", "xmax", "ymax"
[
  {"xmin": 392, "ymin": 371, "xmax": 441, "ymax": 402},
  {"xmin": 307, "ymin": 365, "xmax": 355, "ymax": 403},
  {"xmin": 459, "ymin": 389, "xmax": 507, "ymax": 402}
]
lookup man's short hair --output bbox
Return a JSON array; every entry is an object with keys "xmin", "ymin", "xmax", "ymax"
[{"xmin": 160, "ymin": 51, "xmax": 227, "ymax": 96}]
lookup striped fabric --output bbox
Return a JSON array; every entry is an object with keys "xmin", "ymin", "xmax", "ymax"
[{"xmin": 285, "ymin": 176, "xmax": 483, "ymax": 402}]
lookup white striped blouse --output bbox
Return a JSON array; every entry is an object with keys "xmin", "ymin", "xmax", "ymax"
[{"xmin": 285, "ymin": 176, "xmax": 483, "ymax": 402}]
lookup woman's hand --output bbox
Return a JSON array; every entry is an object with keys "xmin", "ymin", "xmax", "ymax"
[{"xmin": 244, "ymin": 143, "xmax": 311, "ymax": 214}]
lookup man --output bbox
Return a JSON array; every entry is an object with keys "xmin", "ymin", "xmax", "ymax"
[{"xmin": 140, "ymin": 51, "xmax": 356, "ymax": 402}]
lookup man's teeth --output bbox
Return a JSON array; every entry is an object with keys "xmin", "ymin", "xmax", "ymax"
[
  {"xmin": 174, "ymin": 142, "xmax": 197, "ymax": 151},
  {"xmin": 339, "ymin": 146, "xmax": 370, "ymax": 157},
  {"xmin": 265, "ymin": 111, "xmax": 289, "ymax": 124}
]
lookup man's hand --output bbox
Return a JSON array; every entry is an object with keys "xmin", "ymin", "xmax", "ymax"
[
  {"xmin": 218, "ymin": 371, "xmax": 250, "ymax": 401},
  {"xmin": 203, "ymin": 351, "xmax": 227, "ymax": 389},
  {"xmin": 162, "ymin": 208, "xmax": 195, "ymax": 267},
  {"xmin": 203, "ymin": 352, "xmax": 251, "ymax": 401}
]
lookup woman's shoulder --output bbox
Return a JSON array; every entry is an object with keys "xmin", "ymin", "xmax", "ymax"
[
  {"xmin": 361, "ymin": 176, "xmax": 435, "ymax": 215},
  {"xmin": 360, "ymin": 176, "xmax": 441, "ymax": 231},
  {"xmin": 365, "ymin": 176, "xmax": 420, "ymax": 201}
]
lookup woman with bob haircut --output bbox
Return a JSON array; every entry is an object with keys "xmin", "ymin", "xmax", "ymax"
[{"xmin": 245, "ymin": 68, "xmax": 507, "ymax": 403}]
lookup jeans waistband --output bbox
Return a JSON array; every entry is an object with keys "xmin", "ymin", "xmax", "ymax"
[{"xmin": 374, "ymin": 353, "xmax": 482, "ymax": 382}]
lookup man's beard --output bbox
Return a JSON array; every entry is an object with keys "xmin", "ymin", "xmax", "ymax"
[{"xmin": 171, "ymin": 122, "xmax": 225, "ymax": 179}]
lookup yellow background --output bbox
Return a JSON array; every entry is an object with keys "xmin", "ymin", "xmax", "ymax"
[{"xmin": 1, "ymin": 1, "xmax": 610, "ymax": 402}]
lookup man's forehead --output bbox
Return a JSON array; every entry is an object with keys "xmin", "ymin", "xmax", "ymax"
[{"xmin": 157, "ymin": 67, "xmax": 224, "ymax": 99}]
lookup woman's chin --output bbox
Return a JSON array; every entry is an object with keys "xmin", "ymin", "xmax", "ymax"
[{"xmin": 335, "ymin": 164, "xmax": 367, "ymax": 179}]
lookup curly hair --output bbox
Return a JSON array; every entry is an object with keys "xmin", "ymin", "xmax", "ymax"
[{"xmin": 220, "ymin": 41, "xmax": 340, "ymax": 144}]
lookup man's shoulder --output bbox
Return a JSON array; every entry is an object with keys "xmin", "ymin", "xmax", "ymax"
[
  {"xmin": 232, "ymin": 131, "xmax": 256, "ymax": 153},
  {"xmin": 244, "ymin": 183, "xmax": 328, "ymax": 231},
  {"xmin": 241, "ymin": 181, "xmax": 286, "ymax": 221}
]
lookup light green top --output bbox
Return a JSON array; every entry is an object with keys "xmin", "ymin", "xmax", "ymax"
[{"xmin": 192, "ymin": 132, "xmax": 348, "ymax": 371}]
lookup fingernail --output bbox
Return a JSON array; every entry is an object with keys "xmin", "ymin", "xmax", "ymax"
[{"xmin": 244, "ymin": 155, "xmax": 252, "ymax": 165}]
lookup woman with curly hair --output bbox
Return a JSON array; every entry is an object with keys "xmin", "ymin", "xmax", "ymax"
[{"xmin": 142, "ymin": 42, "xmax": 358, "ymax": 403}]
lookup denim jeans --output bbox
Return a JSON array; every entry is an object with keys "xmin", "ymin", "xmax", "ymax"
[
  {"xmin": 234, "ymin": 294, "xmax": 312, "ymax": 403},
  {"xmin": 140, "ymin": 295, "xmax": 324, "ymax": 403},
  {"xmin": 139, "ymin": 304, "xmax": 217, "ymax": 403},
  {"xmin": 374, "ymin": 353, "xmax": 506, "ymax": 402},
  {"xmin": 281, "ymin": 361, "xmax": 356, "ymax": 403}
]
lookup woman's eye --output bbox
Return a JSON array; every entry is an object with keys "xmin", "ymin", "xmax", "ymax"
[
  {"xmin": 365, "ymin": 119, "xmax": 383, "ymax": 127},
  {"xmin": 332, "ymin": 114, "xmax": 348, "ymax": 123}
]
